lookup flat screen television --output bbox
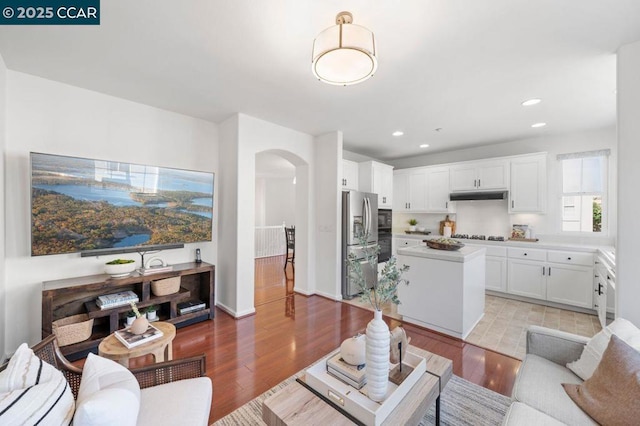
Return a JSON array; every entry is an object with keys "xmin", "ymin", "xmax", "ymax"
[{"xmin": 30, "ymin": 152, "xmax": 214, "ymax": 256}]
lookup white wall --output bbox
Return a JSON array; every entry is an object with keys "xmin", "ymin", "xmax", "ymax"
[
  {"xmin": 4, "ymin": 72, "xmax": 219, "ymax": 353},
  {"xmin": 0, "ymin": 53, "xmax": 7, "ymax": 361},
  {"xmin": 390, "ymin": 128, "xmax": 617, "ymax": 244},
  {"xmin": 254, "ymin": 177, "xmax": 296, "ymax": 227},
  {"xmin": 218, "ymin": 113, "xmax": 318, "ymax": 316},
  {"xmin": 314, "ymin": 132, "xmax": 343, "ymax": 300},
  {"xmin": 616, "ymin": 39, "xmax": 640, "ymax": 327}
]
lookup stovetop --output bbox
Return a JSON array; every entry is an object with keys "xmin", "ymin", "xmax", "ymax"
[{"xmin": 451, "ymin": 234, "xmax": 505, "ymax": 241}]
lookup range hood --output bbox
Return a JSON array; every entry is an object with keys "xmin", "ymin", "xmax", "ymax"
[{"xmin": 449, "ymin": 191, "xmax": 508, "ymax": 201}]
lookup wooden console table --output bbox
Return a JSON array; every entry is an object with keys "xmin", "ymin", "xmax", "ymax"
[
  {"xmin": 42, "ymin": 262, "xmax": 214, "ymax": 360},
  {"xmin": 262, "ymin": 346, "xmax": 452, "ymax": 426}
]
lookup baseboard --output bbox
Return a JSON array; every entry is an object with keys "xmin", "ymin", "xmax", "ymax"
[
  {"xmin": 314, "ymin": 290, "xmax": 342, "ymax": 301},
  {"xmin": 215, "ymin": 302, "xmax": 256, "ymax": 319},
  {"xmin": 485, "ymin": 291, "xmax": 598, "ymax": 316},
  {"xmin": 293, "ymin": 288, "xmax": 314, "ymax": 296}
]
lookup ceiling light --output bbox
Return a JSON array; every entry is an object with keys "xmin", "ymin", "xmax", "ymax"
[
  {"xmin": 312, "ymin": 11, "xmax": 378, "ymax": 86},
  {"xmin": 392, "ymin": 131, "xmax": 404, "ymax": 137},
  {"xmin": 521, "ymin": 98, "xmax": 541, "ymax": 106},
  {"xmin": 531, "ymin": 122, "xmax": 547, "ymax": 128},
  {"xmin": 419, "ymin": 144, "xmax": 430, "ymax": 148}
]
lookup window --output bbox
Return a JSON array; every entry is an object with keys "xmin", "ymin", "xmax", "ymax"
[{"xmin": 558, "ymin": 151, "xmax": 608, "ymax": 233}]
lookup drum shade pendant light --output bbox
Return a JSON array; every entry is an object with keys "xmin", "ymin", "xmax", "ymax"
[{"xmin": 312, "ymin": 11, "xmax": 378, "ymax": 86}]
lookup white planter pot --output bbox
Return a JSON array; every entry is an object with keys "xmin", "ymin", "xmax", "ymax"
[
  {"xmin": 126, "ymin": 316, "xmax": 135, "ymax": 326},
  {"xmin": 408, "ymin": 226, "xmax": 416, "ymax": 232},
  {"xmin": 147, "ymin": 311, "xmax": 157, "ymax": 321},
  {"xmin": 366, "ymin": 309, "xmax": 390, "ymax": 402}
]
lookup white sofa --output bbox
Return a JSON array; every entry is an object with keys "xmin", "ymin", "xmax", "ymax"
[{"xmin": 503, "ymin": 326, "xmax": 596, "ymax": 425}]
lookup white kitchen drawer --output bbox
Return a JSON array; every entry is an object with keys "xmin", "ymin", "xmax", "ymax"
[
  {"xmin": 507, "ymin": 247, "xmax": 546, "ymax": 262},
  {"xmin": 396, "ymin": 238, "xmax": 422, "ymax": 248},
  {"xmin": 547, "ymin": 250, "xmax": 593, "ymax": 266},
  {"xmin": 485, "ymin": 246, "xmax": 507, "ymax": 257}
]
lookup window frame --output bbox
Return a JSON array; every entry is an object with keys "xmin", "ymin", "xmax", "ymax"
[{"xmin": 558, "ymin": 152, "xmax": 608, "ymax": 236}]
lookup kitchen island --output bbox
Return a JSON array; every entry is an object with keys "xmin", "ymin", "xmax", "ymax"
[{"xmin": 396, "ymin": 244, "xmax": 486, "ymax": 339}]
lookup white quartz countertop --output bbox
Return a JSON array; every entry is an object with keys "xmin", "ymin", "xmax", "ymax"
[
  {"xmin": 397, "ymin": 244, "xmax": 486, "ymax": 263},
  {"xmin": 394, "ymin": 232, "xmax": 615, "ymax": 255}
]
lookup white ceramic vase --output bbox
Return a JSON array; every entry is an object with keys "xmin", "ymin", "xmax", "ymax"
[{"xmin": 366, "ymin": 309, "xmax": 390, "ymax": 402}]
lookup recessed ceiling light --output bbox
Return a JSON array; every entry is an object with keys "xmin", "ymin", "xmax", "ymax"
[
  {"xmin": 531, "ymin": 122, "xmax": 547, "ymax": 128},
  {"xmin": 522, "ymin": 98, "xmax": 541, "ymax": 106},
  {"xmin": 392, "ymin": 131, "xmax": 404, "ymax": 137},
  {"xmin": 419, "ymin": 144, "xmax": 430, "ymax": 148}
]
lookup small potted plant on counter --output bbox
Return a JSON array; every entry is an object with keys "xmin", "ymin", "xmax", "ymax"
[{"xmin": 408, "ymin": 219, "xmax": 418, "ymax": 232}]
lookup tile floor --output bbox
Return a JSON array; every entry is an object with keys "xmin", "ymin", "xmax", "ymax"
[
  {"xmin": 465, "ymin": 295, "xmax": 602, "ymax": 359},
  {"xmin": 343, "ymin": 294, "xmax": 602, "ymax": 360}
]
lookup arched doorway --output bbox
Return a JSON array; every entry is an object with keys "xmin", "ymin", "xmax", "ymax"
[{"xmin": 254, "ymin": 151, "xmax": 296, "ymax": 306}]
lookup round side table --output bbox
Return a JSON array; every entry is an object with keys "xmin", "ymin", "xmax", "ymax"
[{"xmin": 98, "ymin": 321, "xmax": 176, "ymax": 368}]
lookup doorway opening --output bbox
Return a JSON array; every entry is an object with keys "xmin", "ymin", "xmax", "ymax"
[{"xmin": 254, "ymin": 152, "xmax": 296, "ymax": 306}]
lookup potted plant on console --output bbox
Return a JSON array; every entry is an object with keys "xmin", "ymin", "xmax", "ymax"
[
  {"xmin": 144, "ymin": 305, "xmax": 159, "ymax": 321},
  {"xmin": 346, "ymin": 233, "xmax": 409, "ymax": 401},
  {"xmin": 125, "ymin": 310, "xmax": 136, "ymax": 326},
  {"xmin": 408, "ymin": 219, "xmax": 418, "ymax": 232}
]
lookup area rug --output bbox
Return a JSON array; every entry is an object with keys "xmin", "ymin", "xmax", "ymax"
[{"xmin": 213, "ymin": 373, "xmax": 511, "ymax": 426}]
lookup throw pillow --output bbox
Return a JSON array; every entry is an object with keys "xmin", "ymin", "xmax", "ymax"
[
  {"xmin": 566, "ymin": 317, "xmax": 640, "ymax": 380},
  {"xmin": 563, "ymin": 335, "xmax": 640, "ymax": 425},
  {"xmin": 74, "ymin": 353, "xmax": 141, "ymax": 426},
  {"xmin": 0, "ymin": 343, "xmax": 75, "ymax": 425}
]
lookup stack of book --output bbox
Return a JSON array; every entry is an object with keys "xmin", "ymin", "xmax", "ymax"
[
  {"xmin": 96, "ymin": 291, "xmax": 139, "ymax": 310},
  {"xmin": 177, "ymin": 300, "xmax": 206, "ymax": 315},
  {"xmin": 115, "ymin": 324, "xmax": 163, "ymax": 349},
  {"xmin": 326, "ymin": 352, "xmax": 367, "ymax": 389}
]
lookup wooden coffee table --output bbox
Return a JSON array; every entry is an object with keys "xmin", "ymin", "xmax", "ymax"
[
  {"xmin": 98, "ymin": 321, "xmax": 176, "ymax": 367},
  {"xmin": 262, "ymin": 345, "xmax": 452, "ymax": 426}
]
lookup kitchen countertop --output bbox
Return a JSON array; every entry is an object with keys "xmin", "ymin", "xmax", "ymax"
[
  {"xmin": 397, "ymin": 244, "xmax": 486, "ymax": 263},
  {"xmin": 394, "ymin": 232, "xmax": 615, "ymax": 255}
]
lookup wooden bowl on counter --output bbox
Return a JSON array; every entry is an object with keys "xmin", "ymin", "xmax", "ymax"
[{"xmin": 425, "ymin": 240, "xmax": 465, "ymax": 251}]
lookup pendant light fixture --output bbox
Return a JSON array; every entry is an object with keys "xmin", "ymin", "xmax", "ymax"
[{"xmin": 312, "ymin": 11, "xmax": 378, "ymax": 86}]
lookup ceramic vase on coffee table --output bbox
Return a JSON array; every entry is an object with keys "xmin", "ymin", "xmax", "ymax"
[{"xmin": 366, "ymin": 309, "xmax": 390, "ymax": 401}]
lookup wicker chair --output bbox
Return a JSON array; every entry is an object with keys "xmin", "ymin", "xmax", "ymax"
[{"xmin": 1, "ymin": 335, "xmax": 212, "ymax": 425}]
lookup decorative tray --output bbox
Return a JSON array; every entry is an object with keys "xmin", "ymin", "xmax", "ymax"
[
  {"xmin": 425, "ymin": 240, "xmax": 465, "ymax": 251},
  {"xmin": 404, "ymin": 231, "xmax": 431, "ymax": 235},
  {"xmin": 304, "ymin": 349, "xmax": 426, "ymax": 426}
]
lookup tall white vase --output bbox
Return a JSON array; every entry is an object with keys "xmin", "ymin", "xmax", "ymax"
[{"xmin": 366, "ymin": 309, "xmax": 390, "ymax": 401}]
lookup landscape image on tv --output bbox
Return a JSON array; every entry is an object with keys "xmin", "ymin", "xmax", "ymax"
[{"xmin": 31, "ymin": 152, "xmax": 214, "ymax": 256}]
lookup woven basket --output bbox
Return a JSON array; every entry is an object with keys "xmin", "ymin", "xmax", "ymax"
[
  {"xmin": 151, "ymin": 276, "xmax": 181, "ymax": 296},
  {"xmin": 52, "ymin": 314, "xmax": 94, "ymax": 347}
]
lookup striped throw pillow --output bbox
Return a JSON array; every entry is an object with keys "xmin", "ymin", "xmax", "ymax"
[{"xmin": 0, "ymin": 343, "xmax": 75, "ymax": 426}]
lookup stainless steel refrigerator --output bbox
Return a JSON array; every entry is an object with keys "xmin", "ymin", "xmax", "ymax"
[{"xmin": 341, "ymin": 190, "xmax": 378, "ymax": 299}]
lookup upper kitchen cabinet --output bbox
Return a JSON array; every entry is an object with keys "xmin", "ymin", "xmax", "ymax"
[
  {"xmin": 425, "ymin": 167, "xmax": 453, "ymax": 212},
  {"xmin": 450, "ymin": 160, "xmax": 509, "ymax": 192},
  {"xmin": 341, "ymin": 159, "xmax": 359, "ymax": 191},
  {"xmin": 509, "ymin": 153, "xmax": 547, "ymax": 213},
  {"xmin": 393, "ymin": 169, "xmax": 426, "ymax": 212},
  {"xmin": 359, "ymin": 161, "xmax": 394, "ymax": 208}
]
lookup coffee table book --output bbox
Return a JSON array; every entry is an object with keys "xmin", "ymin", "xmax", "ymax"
[
  {"xmin": 114, "ymin": 324, "xmax": 163, "ymax": 349},
  {"xmin": 305, "ymin": 349, "xmax": 426, "ymax": 426},
  {"xmin": 326, "ymin": 352, "xmax": 366, "ymax": 384}
]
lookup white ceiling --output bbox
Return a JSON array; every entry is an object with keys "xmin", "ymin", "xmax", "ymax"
[{"xmin": 1, "ymin": 1, "xmax": 639, "ymax": 160}]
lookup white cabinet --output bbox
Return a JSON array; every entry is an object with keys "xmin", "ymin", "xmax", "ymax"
[
  {"xmin": 426, "ymin": 167, "xmax": 452, "ymax": 212},
  {"xmin": 359, "ymin": 161, "xmax": 394, "ymax": 208},
  {"xmin": 510, "ymin": 154, "xmax": 547, "ymax": 213},
  {"xmin": 546, "ymin": 263, "xmax": 593, "ymax": 308},
  {"xmin": 505, "ymin": 248, "xmax": 594, "ymax": 307},
  {"xmin": 341, "ymin": 160, "xmax": 359, "ymax": 191},
  {"xmin": 484, "ymin": 246, "xmax": 507, "ymax": 292},
  {"xmin": 393, "ymin": 169, "xmax": 426, "ymax": 211},
  {"xmin": 507, "ymin": 259, "xmax": 547, "ymax": 300},
  {"xmin": 450, "ymin": 160, "xmax": 508, "ymax": 192}
]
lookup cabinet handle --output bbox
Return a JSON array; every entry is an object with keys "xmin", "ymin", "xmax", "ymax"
[
  {"xmin": 548, "ymin": 267, "xmax": 551, "ymax": 276},
  {"xmin": 542, "ymin": 266, "xmax": 545, "ymax": 276},
  {"xmin": 474, "ymin": 179, "xmax": 477, "ymax": 187},
  {"xmin": 523, "ymin": 253, "xmax": 527, "ymax": 256},
  {"xmin": 567, "ymin": 257, "xmax": 572, "ymax": 260},
  {"xmin": 478, "ymin": 179, "xmax": 481, "ymax": 187},
  {"xmin": 594, "ymin": 304, "xmax": 599, "ymax": 308},
  {"xmin": 445, "ymin": 201, "xmax": 448, "ymax": 208},
  {"xmin": 511, "ymin": 200, "xmax": 514, "ymax": 208}
]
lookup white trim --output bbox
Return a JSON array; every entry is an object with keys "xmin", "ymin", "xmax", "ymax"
[
  {"xmin": 556, "ymin": 149, "xmax": 610, "ymax": 160},
  {"xmin": 314, "ymin": 289, "xmax": 343, "ymax": 301},
  {"xmin": 215, "ymin": 302, "xmax": 256, "ymax": 318}
]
